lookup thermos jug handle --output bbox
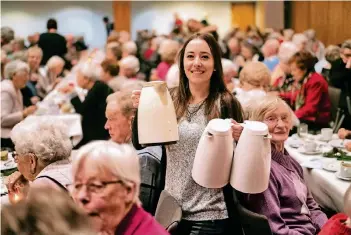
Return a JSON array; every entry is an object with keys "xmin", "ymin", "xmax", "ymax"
[
  {"xmin": 206, "ymin": 131, "xmax": 214, "ymax": 138},
  {"xmin": 263, "ymin": 134, "xmax": 272, "ymax": 139}
]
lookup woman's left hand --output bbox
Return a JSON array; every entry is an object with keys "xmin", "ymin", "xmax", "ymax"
[{"xmin": 230, "ymin": 119, "xmax": 243, "ymax": 141}]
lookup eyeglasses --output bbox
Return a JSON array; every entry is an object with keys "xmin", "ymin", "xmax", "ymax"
[
  {"xmin": 264, "ymin": 115, "xmax": 290, "ymax": 125},
  {"xmin": 68, "ymin": 180, "xmax": 124, "ymax": 194}
]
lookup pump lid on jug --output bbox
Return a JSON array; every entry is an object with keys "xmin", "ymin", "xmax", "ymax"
[
  {"xmin": 207, "ymin": 119, "xmax": 232, "ymax": 136},
  {"xmin": 242, "ymin": 121, "xmax": 269, "ymax": 136}
]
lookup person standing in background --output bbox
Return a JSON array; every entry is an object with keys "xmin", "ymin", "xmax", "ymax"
[
  {"xmin": 103, "ymin": 16, "xmax": 114, "ymax": 37},
  {"xmin": 38, "ymin": 18, "xmax": 67, "ymax": 65}
]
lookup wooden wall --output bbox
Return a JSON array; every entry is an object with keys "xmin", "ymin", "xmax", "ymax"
[
  {"xmin": 113, "ymin": 1, "xmax": 131, "ymax": 32},
  {"xmin": 291, "ymin": 1, "xmax": 351, "ymax": 46}
]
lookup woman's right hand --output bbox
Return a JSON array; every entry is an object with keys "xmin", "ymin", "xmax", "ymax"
[
  {"xmin": 338, "ymin": 128, "xmax": 350, "ymax": 139},
  {"xmin": 23, "ymin": 105, "xmax": 37, "ymax": 118},
  {"xmin": 131, "ymin": 90, "xmax": 141, "ymax": 108}
]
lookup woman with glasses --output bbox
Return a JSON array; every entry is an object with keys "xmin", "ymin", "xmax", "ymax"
[
  {"xmin": 5, "ymin": 118, "xmax": 72, "ymax": 204},
  {"xmin": 241, "ymin": 96, "xmax": 327, "ymax": 235},
  {"xmin": 70, "ymin": 141, "xmax": 168, "ymax": 235}
]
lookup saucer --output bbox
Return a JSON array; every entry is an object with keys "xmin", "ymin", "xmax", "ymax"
[
  {"xmin": 323, "ymin": 161, "xmax": 339, "ymax": 172},
  {"xmin": 335, "ymin": 171, "xmax": 351, "ymax": 181},
  {"xmin": 287, "ymin": 138, "xmax": 303, "ymax": 148},
  {"xmin": 298, "ymin": 147, "xmax": 322, "ymax": 155},
  {"xmin": 329, "ymin": 139, "xmax": 351, "ymax": 148}
]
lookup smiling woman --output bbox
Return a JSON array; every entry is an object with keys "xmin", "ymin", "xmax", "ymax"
[{"xmin": 241, "ymin": 96, "xmax": 328, "ymax": 235}]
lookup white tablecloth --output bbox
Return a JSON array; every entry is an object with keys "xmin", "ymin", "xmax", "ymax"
[
  {"xmin": 285, "ymin": 143, "xmax": 350, "ymax": 213},
  {"xmin": 26, "ymin": 114, "xmax": 83, "ymax": 146}
]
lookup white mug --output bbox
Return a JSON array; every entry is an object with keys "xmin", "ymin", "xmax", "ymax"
[
  {"xmin": 304, "ymin": 141, "xmax": 317, "ymax": 152},
  {"xmin": 321, "ymin": 128, "xmax": 333, "ymax": 141},
  {"xmin": 340, "ymin": 162, "xmax": 351, "ymax": 178}
]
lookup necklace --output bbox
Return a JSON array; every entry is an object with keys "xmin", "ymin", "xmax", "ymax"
[{"xmin": 186, "ymin": 100, "xmax": 206, "ymax": 122}]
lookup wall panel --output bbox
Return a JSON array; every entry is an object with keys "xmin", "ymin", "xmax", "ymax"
[
  {"xmin": 113, "ymin": 1, "xmax": 131, "ymax": 32},
  {"xmin": 291, "ymin": 1, "xmax": 351, "ymax": 45}
]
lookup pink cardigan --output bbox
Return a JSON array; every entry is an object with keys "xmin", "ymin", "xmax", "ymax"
[{"xmin": 115, "ymin": 205, "xmax": 169, "ymax": 235}]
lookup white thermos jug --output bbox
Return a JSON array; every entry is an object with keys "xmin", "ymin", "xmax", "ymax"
[
  {"xmin": 138, "ymin": 81, "xmax": 179, "ymax": 145},
  {"xmin": 192, "ymin": 119, "xmax": 234, "ymax": 188},
  {"xmin": 230, "ymin": 121, "xmax": 272, "ymax": 193}
]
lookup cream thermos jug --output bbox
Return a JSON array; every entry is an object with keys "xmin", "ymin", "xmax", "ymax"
[
  {"xmin": 192, "ymin": 119, "xmax": 234, "ymax": 188},
  {"xmin": 230, "ymin": 121, "xmax": 272, "ymax": 194},
  {"xmin": 138, "ymin": 81, "xmax": 179, "ymax": 145}
]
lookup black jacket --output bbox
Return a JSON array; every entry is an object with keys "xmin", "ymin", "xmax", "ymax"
[
  {"xmin": 38, "ymin": 32, "xmax": 67, "ymax": 65},
  {"xmin": 71, "ymin": 81, "xmax": 113, "ymax": 149}
]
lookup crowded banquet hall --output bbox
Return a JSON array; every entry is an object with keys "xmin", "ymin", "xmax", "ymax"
[{"xmin": 1, "ymin": 1, "xmax": 351, "ymax": 235}]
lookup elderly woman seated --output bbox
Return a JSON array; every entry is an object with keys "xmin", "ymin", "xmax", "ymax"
[
  {"xmin": 70, "ymin": 141, "xmax": 169, "ymax": 234},
  {"xmin": 235, "ymin": 61, "xmax": 270, "ymax": 109},
  {"xmin": 1, "ymin": 60, "xmax": 37, "ymax": 148},
  {"xmin": 241, "ymin": 96, "xmax": 327, "ymax": 235},
  {"xmin": 60, "ymin": 62, "xmax": 113, "ymax": 148},
  {"xmin": 221, "ymin": 58, "xmax": 238, "ymax": 93},
  {"xmin": 155, "ymin": 39, "xmax": 180, "ymax": 81},
  {"xmin": 37, "ymin": 55, "xmax": 65, "ymax": 98},
  {"xmin": 279, "ymin": 50, "xmax": 331, "ymax": 131},
  {"xmin": 271, "ymin": 42, "xmax": 299, "ymax": 88},
  {"xmin": 5, "ymin": 119, "xmax": 72, "ymax": 203}
]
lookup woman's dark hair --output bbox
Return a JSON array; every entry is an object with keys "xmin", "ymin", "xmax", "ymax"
[
  {"xmin": 47, "ymin": 19, "xmax": 57, "ymax": 30},
  {"xmin": 173, "ymin": 33, "xmax": 243, "ymax": 122},
  {"xmin": 289, "ymin": 50, "xmax": 318, "ymax": 73},
  {"xmin": 241, "ymin": 39, "xmax": 260, "ymax": 57}
]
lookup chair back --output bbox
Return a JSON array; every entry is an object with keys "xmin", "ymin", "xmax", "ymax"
[
  {"xmin": 154, "ymin": 190, "xmax": 182, "ymax": 234},
  {"xmin": 328, "ymin": 86, "xmax": 341, "ymax": 123},
  {"xmin": 236, "ymin": 203, "xmax": 273, "ymax": 235}
]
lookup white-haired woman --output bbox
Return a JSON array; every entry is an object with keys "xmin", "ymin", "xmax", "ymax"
[
  {"xmin": 37, "ymin": 55, "xmax": 65, "ymax": 98},
  {"xmin": 71, "ymin": 141, "xmax": 169, "ymax": 235},
  {"xmin": 241, "ymin": 96, "xmax": 327, "ymax": 235},
  {"xmin": 222, "ymin": 58, "xmax": 238, "ymax": 92},
  {"xmin": 271, "ymin": 42, "xmax": 299, "ymax": 88},
  {"xmin": 60, "ymin": 62, "xmax": 113, "ymax": 148},
  {"xmin": 155, "ymin": 39, "xmax": 180, "ymax": 81},
  {"xmin": 122, "ymin": 41, "xmax": 138, "ymax": 58},
  {"xmin": 1, "ymin": 60, "xmax": 37, "ymax": 148},
  {"xmin": 119, "ymin": 55, "xmax": 140, "ymax": 80},
  {"xmin": 5, "ymin": 119, "xmax": 72, "ymax": 204}
]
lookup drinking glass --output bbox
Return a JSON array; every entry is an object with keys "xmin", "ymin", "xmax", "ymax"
[{"xmin": 298, "ymin": 123, "xmax": 308, "ymax": 139}]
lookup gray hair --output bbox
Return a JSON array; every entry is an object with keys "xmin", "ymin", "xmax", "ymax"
[
  {"xmin": 11, "ymin": 118, "xmax": 72, "ymax": 165},
  {"xmin": 342, "ymin": 39, "xmax": 351, "ymax": 50},
  {"xmin": 292, "ymin": 33, "xmax": 308, "ymax": 48},
  {"xmin": 46, "ymin": 56, "xmax": 65, "ymax": 69},
  {"xmin": 72, "ymin": 141, "xmax": 141, "ymax": 205},
  {"xmin": 278, "ymin": 42, "xmax": 299, "ymax": 63},
  {"xmin": 221, "ymin": 58, "xmax": 238, "ymax": 76},
  {"xmin": 325, "ymin": 45, "xmax": 341, "ymax": 63},
  {"xmin": 27, "ymin": 46, "xmax": 43, "ymax": 58},
  {"xmin": 122, "ymin": 41, "xmax": 137, "ymax": 56},
  {"xmin": 12, "ymin": 37, "xmax": 26, "ymax": 50},
  {"xmin": 120, "ymin": 55, "xmax": 140, "ymax": 74},
  {"xmin": 1, "ymin": 27, "xmax": 15, "ymax": 44},
  {"xmin": 4, "ymin": 60, "xmax": 29, "ymax": 80},
  {"xmin": 247, "ymin": 96, "xmax": 292, "ymax": 125},
  {"xmin": 79, "ymin": 61, "xmax": 102, "ymax": 82}
]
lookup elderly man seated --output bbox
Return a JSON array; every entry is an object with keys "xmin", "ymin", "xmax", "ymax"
[
  {"xmin": 105, "ymin": 91, "xmax": 163, "ymax": 214},
  {"xmin": 262, "ymin": 39, "xmax": 280, "ymax": 72},
  {"xmin": 70, "ymin": 141, "xmax": 168, "ymax": 234},
  {"xmin": 60, "ymin": 61, "xmax": 112, "ymax": 148}
]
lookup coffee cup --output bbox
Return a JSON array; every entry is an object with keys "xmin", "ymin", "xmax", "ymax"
[
  {"xmin": 304, "ymin": 141, "xmax": 317, "ymax": 152},
  {"xmin": 340, "ymin": 162, "xmax": 351, "ymax": 178},
  {"xmin": 321, "ymin": 128, "xmax": 333, "ymax": 141}
]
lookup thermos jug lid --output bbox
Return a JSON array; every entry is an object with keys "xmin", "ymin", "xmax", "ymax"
[
  {"xmin": 207, "ymin": 119, "xmax": 232, "ymax": 136},
  {"xmin": 242, "ymin": 121, "xmax": 269, "ymax": 136}
]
